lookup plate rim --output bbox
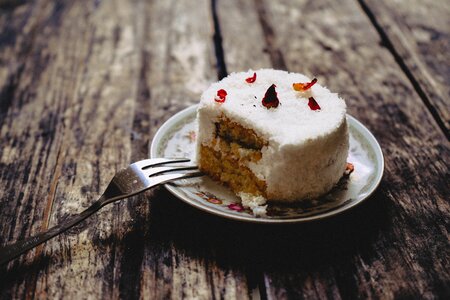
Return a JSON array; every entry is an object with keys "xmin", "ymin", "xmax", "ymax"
[{"xmin": 150, "ymin": 105, "xmax": 384, "ymax": 223}]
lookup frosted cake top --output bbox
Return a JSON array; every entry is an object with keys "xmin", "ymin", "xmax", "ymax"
[{"xmin": 198, "ymin": 69, "xmax": 347, "ymax": 146}]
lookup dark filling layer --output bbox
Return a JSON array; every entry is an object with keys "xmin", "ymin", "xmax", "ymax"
[{"xmin": 214, "ymin": 116, "xmax": 266, "ymax": 150}]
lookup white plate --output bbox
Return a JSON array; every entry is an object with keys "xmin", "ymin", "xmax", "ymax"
[{"xmin": 150, "ymin": 105, "xmax": 384, "ymax": 223}]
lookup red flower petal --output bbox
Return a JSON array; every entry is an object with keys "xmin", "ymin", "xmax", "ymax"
[
  {"xmin": 217, "ymin": 89, "xmax": 227, "ymax": 98},
  {"xmin": 245, "ymin": 72, "xmax": 257, "ymax": 83},
  {"xmin": 308, "ymin": 97, "xmax": 321, "ymax": 110},
  {"xmin": 228, "ymin": 203, "xmax": 244, "ymax": 212},
  {"xmin": 293, "ymin": 78, "xmax": 318, "ymax": 91},
  {"xmin": 214, "ymin": 89, "xmax": 227, "ymax": 103},
  {"xmin": 262, "ymin": 84, "xmax": 279, "ymax": 109}
]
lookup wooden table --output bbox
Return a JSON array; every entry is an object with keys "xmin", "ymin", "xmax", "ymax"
[{"xmin": 1, "ymin": 0, "xmax": 449, "ymax": 298}]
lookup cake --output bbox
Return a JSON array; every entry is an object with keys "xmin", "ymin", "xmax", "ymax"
[{"xmin": 195, "ymin": 69, "xmax": 349, "ymax": 212}]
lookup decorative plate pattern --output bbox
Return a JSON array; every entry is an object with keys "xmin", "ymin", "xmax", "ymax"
[{"xmin": 150, "ymin": 105, "xmax": 384, "ymax": 223}]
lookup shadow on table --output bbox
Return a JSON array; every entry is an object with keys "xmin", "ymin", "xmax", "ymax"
[
  {"xmin": 146, "ymin": 182, "xmax": 392, "ymax": 273},
  {"xmin": 0, "ymin": 182, "xmax": 391, "ymax": 296}
]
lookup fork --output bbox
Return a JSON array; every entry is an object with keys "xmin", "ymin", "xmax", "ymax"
[{"xmin": 0, "ymin": 158, "xmax": 202, "ymax": 265}]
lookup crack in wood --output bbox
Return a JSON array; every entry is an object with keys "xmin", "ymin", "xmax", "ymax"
[
  {"xmin": 36, "ymin": 145, "xmax": 64, "ymax": 250},
  {"xmin": 211, "ymin": 0, "xmax": 228, "ymax": 79},
  {"xmin": 357, "ymin": 0, "xmax": 450, "ymax": 140}
]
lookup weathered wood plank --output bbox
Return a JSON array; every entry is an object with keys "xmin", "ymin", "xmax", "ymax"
[
  {"xmin": 0, "ymin": 0, "xmax": 140, "ymax": 298},
  {"xmin": 1, "ymin": 0, "xmax": 449, "ymax": 299},
  {"xmin": 123, "ymin": 0, "xmax": 254, "ymax": 299},
  {"xmin": 360, "ymin": 0, "xmax": 450, "ymax": 137},
  {"xmin": 0, "ymin": 0, "xmax": 256, "ymax": 299},
  {"xmin": 218, "ymin": 0, "xmax": 450, "ymax": 298},
  {"xmin": 216, "ymin": 0, "xmax": 272, "ymax": 72}
]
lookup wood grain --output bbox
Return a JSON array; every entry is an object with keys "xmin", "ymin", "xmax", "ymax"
[
  {"xmin": 0, "ymin": 0, "xmax": 140, "ymax": 298},
  {"xmin": 0, "ymin": 0, "xmax": 249, "ymax": 299},
  {"xmin": 132, "ymin": 0, "xmax": 255, "ymax": 299},
  {"xmin": 218, "ymin": 0, "xmax": 450, "ymax": 298},
  {"xmin": 360, "ymin": 0, "xmax": 450, "ymax": 137},
  {"xmin": 216, "ymin": 0, "xmax": 272, "ymax": 72},
  {"xmin": 0, "ymin": 0, "xmax": 449, "ymax": 299}
]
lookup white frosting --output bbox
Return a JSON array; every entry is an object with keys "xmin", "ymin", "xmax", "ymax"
[{"xmin": 196, "ymin": 69, "xmax": 349, "ymax": 202}]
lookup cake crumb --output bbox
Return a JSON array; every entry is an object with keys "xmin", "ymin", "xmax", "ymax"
[{"xmin": 238, "ymin": 192, "xmax": 267, "ymax": 217}]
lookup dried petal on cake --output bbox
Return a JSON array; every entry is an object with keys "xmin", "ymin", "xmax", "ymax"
[
  {"xmin": 245, "ymin": 72, "xmax": 257, "ymax": 83},
  {"xmin": 214, "ymin": 89, "xmax": 228, "ymax": 103},
  {"xmin": 293, "ymin": 78, "xmax": 318, "ymax": 92},
  {"xmin": 228, "ymin": 203, "xmax": 244, "ymax": 212},
  {"xmin": 344, "ymin": 162, "xmax": 355, "ymax": 176},
  {"xmin": 308, "ymin": 97, "xmax": 321, "ymax": 111},
  {"xmin": 262, "ymin": 84, "xmax": 279, "ymax": 109}
]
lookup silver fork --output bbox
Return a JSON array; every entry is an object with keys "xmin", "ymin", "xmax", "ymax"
[{"xmin": 0, "ymin": 158, "xmax": 201, "ymax": 265}]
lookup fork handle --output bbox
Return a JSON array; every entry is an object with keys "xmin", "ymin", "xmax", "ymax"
[{"xmin": 0, "ymin": 200, "xmax": 105, "ymax": 265}]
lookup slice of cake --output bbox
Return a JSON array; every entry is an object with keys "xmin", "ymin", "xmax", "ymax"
[{"xmin": 195, "ymin": 69, "xmax": 348, "ymax": 212}]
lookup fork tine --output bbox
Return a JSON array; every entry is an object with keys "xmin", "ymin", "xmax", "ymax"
[
  {"xmin": 132, "ymin": 158, "xmax": 190, "ymax": 170},
  {"xmin": 148, "ymin": 171, "xmax": 203, "ymax": 186},
  {"xmin": 141, "ymin": 165, "xmax": 199, "ymax": 177}
]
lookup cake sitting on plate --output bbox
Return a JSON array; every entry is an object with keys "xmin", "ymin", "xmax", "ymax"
[{"xmin": 195, "ymin": 69, "xmax": 349, "ymax": 213}]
